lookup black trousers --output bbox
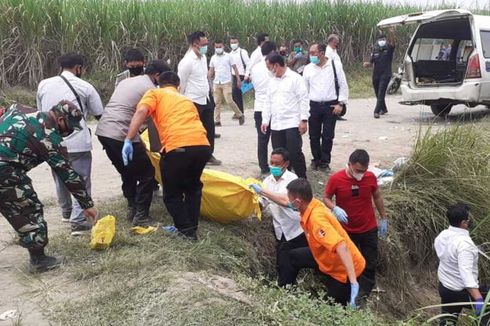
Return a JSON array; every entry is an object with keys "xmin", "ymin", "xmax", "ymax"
[
  {"xmin": 285, "ymin": 246, "xmax": 352, "ymax": 306},
  {"xmin": 348, "ymin": 228, "xmax": 378, "ymax": 297},
  {"xmin": 232, "ymin": 75, "xmax": 245, "ymax": 113},
  {"xmin": 254, "ymin": 111, "xmax": 271, "ymax": 172},
  {"xmin": 195, "ymin": 101, "xmax": 215, "ymax": 155},
  {"xmin": 438, "ymin": 283, "xmax": 489, "ymax": 326},
  {"xmin": 276, "ymin": 233, "xmax": 308, "ymax": 287},
  {"xmin": 308, "ymin": 101, "xmax": 337, "ymax": 165},
  {"xmin": 271, "ymin": 127, "xmax": 307, "ymax": 178},
  {"xmin": 98, "ymin": 136, "xmax": 155, "ymax": 210},
  {"xmin": 372, "ymin": 75, "xmax": 390, "ymax": 114},
  {"xmin": 160, "ymin": 145, "xmax": 211, "ymax": 237}
]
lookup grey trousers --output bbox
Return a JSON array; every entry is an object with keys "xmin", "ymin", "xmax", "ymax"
[{"xmin": 51, "ymin": 151, "xmax": 92, "ymax": 225}]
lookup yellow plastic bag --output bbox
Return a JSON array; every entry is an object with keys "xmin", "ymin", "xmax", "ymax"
[
  {"xmin": 90, "ymin": 215, "xmax": 116, "ymax": 250},
  {"xmin": 130, "ymin": 226, "xmax": 157, "ymax": 235},
  {"xmin": 141, "ymin": 131, "xmax": 262, "ymax": 223}
]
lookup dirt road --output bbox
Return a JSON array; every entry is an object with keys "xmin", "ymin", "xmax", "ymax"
[{"xmin": 0, "ymin": 96, "xmax": 488, "ymax": 325}]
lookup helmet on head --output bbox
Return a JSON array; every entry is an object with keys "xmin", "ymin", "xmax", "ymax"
[{"xmin": 50, "ymin": 100, "xmax": 83, "ymax": 131}]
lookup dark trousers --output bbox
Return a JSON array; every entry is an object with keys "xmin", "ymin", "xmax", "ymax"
[
  {"xmin": 285, "ymin": 246, "xmax": 352, "ymax": 306},
  {"xmin": 308, "ymin": 101, "xmax": 337, "ymax": 165},
  {"xmin": 195, "ymin": 101, "xmax": 215, "ymax": 155},
  {"xmin": 232, "ymin": 75, "xmax": 245, "ymax": 113},
  {"xmin": 160, "ymin": 145, "xmax": 211, "ymax": 237},
  {"xmin": 276, "ymin": 233, "xmax": 308, "ymax": 287},
  {"xmin": 98, "ymin": 136, "xmax": 155, "ymax": 210},
  {"xmin": 271, "ymin": 128, "xmax": 307, "ymax": 178},
  {"xmin": 372, "ymin": 75, "xmax": 390, "ymax": 114},
  {"xmin": 438, "ymin": 283, "xmax": 489, "ymax": 326},
  {"xmin": 254, "ymin": 111, "xmax": 271, "ymax": 172},
  {"xmin": 348, "ymin": 228, "xmax": 378, "ymax": 297}
]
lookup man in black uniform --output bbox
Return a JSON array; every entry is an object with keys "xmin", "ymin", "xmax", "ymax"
[{"xmin": 363, "ymin": 28, "xmax": 395, "ymax": 119}]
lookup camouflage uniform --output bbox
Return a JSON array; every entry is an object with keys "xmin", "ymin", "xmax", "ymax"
[{"xmin": 0, "ymin": 103, "xmax": 93, "ymax": 249}]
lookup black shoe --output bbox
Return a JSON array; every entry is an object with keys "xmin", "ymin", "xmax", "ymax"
[
  {"xmin": 380, "ymin": 110, "xmax": 387, "ymax": 115},
  {"xmin": 238, "ymin": 115, "xmax": 245, "ymax": 125},
  {"xmin": 127, "ymin": 205, "xmax": 136, "ymax": 222},
  {"xmin": 318, "ymin": 163, "xmax": 331, "ymax": 172},
  {"xmin": 215, "ymin": 121, "xmax": 222, "ymax": 127},
  {"xmin": 374, "ymin": 113, "xmax": 380, "ymax": 119},
  {"xmin": 29, "ymin": 251, "xmax": 64, "ymax": 273},
  {"xmin": 310, "ymin": 161, "xmax": 319, "ymax": 171},
  {"xmin": 132, "ymin": 208, "xmax": 156, "ymax": 227},
  {"xmin": 207, "ymin": 155, "xmax": 222, "ymax": 166},
  {"xmin": 231, "ymin": 115, "xmax": 239, "ymax": 120},
  {"xmin": 70, "ymin": 223, "xmax": 92, "ymax": 236},
  {"xmin": 214, "ymin": 133, "xmax": 221, "ymax": 139}
]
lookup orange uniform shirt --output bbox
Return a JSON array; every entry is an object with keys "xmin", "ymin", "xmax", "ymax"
[
  {"xmin": 137, "ymin": 86, "xmax": 209, "ymax": 153},
  {"xmin": 300, "ymin": 198, "xmax": 366, "ymax": 283}
]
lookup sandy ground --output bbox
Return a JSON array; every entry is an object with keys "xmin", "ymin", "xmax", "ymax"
[{"xmin": 0, "ymin": 96, "xmax": 488, "ymax": 325}]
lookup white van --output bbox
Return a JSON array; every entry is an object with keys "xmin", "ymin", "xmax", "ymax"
[{"xmin": 378, "ymin": 9, "xmax": 490, "ymax": 116}]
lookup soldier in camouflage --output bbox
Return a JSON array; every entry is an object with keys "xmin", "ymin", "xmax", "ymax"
[{"xmin": 0, "ymin": 100, "xmax": 97, "ymax": 272}]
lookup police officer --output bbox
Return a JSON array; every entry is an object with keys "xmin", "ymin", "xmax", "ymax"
[
  {"xmin": 0, "ymin": 101, "xmax": 97, "ymax": 272},
  {"xmin": 363, "ymin": 28, "xmax": 395, "ymax": 119}
]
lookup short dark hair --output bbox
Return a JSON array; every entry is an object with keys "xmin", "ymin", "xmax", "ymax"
[
  {"xmin": 124, "ymin": 49, "xmax": 144, "ymax": 62},
  {"xmin": 261, "ymin": 41, "xmax": 277, "ymax": 56},
  {"xmin": 145, "ymin": 60, "xmax": 171, "ymax": 75},
  {"xmin": 214, "ymin": 40, "xmax": 223, "ymax": 45},
  {"xmin": 257, "ymin": 32, "xmax": 269, "ymax": 45},
  {"xmin": 349, "ymin": 149, "xmax": 370, "ymax": 166},
  {"xmin": 447, "ymin": 203, "xmax": 470, "ymax": 227},
  {"xmin": 292, "ymin": 39, "xmax": 303, "ymax": 45},
  {"xmin": 159, "ymin": 71, "xmax": 180, "ymax": 87},
  {"xmin": 271, "ymin": 147, "xmax": 290, "ymax": 162},
  {"xmin": 265, "ymin": 53, "xmax": 285, "ymax": 67},
  {"xmin": 187, "ymin": 31, "xmax": 206, "ymax": 45},
  {"xmin": 312, "ymin": 43, "xmax": 327, "ymax": 53},
  {"xmin": 286, "ymin": 178, "xmax": 313, "ymax": 202},
  {"xmin": 230, "ymin": 36, "xmax": 239, "ymax": 41},
  {"xmin": 58, "ymin": 53, "xmax": 83, "ymax": 69}
]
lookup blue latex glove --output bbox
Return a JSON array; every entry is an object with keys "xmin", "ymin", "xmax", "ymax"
[
  {"xmin": 122, "ymin": 139, "xmax": 133, "ymax": 166},
  {"xmin": 349, "ymin": 282, "xmax": 360, "ymax": 309},
  {"xmin": 379, "ymin": 218, "xmax": 388, "ymax": 239},
  {"xmin": 294, "ymin": 52, "xmax": 303, "ymax": 59},
  {"xmin": 249, "ymin": 184, "xmax": 262, "ymax": 194},
  {"xmin": 332, "ymin": 206, "xmax": 348, "ymax": 224},
  {"xmin": 475, "ymin": 298, "xmax": 484, "ymax": 316}
]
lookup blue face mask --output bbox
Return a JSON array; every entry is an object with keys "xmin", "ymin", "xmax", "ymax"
[
  {"xmin": 269, "ymin": 166, "xmax": 283, "ymax": 177},
  {"xmin": 199, "ymin": 45, "xmax": 208, "ymax": 55},
  {"xmin": 310, "ymin": 55, "xmax": 320, "ymax": 64},
  {"xmin": 287, "ymin": 202, "xmax": 298, "ymax": 211}
]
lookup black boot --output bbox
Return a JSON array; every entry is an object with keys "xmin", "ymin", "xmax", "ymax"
[
  {"xmin": 28, "ymin": 248, "xmax": 64, "ymax": 273},
  {"xmin": 127, "ymin": 203, "xmax": 136, "ymax": 223},
  {"xmin": 132, "ymin": 207, "xmax": 155, "ymax": 227}
]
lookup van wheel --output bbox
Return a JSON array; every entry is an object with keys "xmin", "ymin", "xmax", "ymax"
[{"xmin": 430, "ymin": 104, "xmax": 453, "ymax": 116}]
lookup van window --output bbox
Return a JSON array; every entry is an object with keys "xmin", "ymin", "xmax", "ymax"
[
  {"xmin": 456, "ymin": 40, "xmax": 474, "ymax": 63},
  {"xmin": 480, "ymin": 31, "xmax": 490, "ymax": 58},
  {"xmin": 411, "ymin": 38, "xmax": 454, "ymax": 62}
]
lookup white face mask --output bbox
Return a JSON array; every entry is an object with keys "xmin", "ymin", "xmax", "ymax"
[
  {"xmin": 347, "ymin": 164, "xmax": 365, "ymax": 181},
  {"xmin": 215, "ymin": 48, "xmax": 224, "ymax": 55},
  {"xmin": 378, "ymin": 40, "xmax": 387, "ymax": 47},
  {"xmin": 230, "ymin": 44, "xmax": 239, "ymax": 51}
]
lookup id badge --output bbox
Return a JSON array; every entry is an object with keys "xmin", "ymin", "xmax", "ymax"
[{"xmin": 351, "ymin": 185, "xmax": 359, "ymax": 197}]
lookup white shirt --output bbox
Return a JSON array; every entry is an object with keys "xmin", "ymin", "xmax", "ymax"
[
  {"xmin": 303, "ymin": 60, "xmax": 349, "ymax": 103},
  {"xmin": 230, "ymin": 47, "xmax": 250, "ymax": 76},
  {"xmin": 434, "ymin": 226, "xmax": 479, "ymax": 291},
  {"xmin": 245, "ymin": 46, "xmax": 262, "ymax": 78},
  {"xmin": 263, "ymin": 170, "xmax": 304, "ymax": 241},
  {"xmin": 36, "ymin": 71, "xmax": 104, "ymax": 153},
  {"xmin": 263, "ymin": 68, "xmax": 310, "ymax": 131},
  {"xmin": 250, "ymin": 58, "xmax": 270, "ymax": 112},
  {"xmin": 209, "ymin": 53, "xmax": 237, "ymax": 85},
  {"xmin": 178, "ymin": 50, "xmax": 209, "ymax": 105},
  {"xmin": 325, "ymin": 45, "xmax": 341, "ymax": 62}
]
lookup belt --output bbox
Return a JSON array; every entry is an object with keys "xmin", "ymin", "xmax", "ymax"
[{"xmin": 310, "ymin": 100, "xmax": 336, "ymax": 105}]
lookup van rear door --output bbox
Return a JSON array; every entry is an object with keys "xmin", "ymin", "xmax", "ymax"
[{"xmin": 377, "ymin": 9, "xmax": 472, "ymax": 28}]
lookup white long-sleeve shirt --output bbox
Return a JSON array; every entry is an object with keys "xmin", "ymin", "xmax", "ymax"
[
  {"xmin": 325, "ymin": 45, "xmax": 341, "ymax": 62},
  {"xmin": 230, "ymin": 47, "xmax": 250, "ymax": 76},
  {"xmin": 434, "ymin": 226, "xmax": 479, "ymax": 291},
  {"xmin": 262, "ymin": 68, "xmax": 310, "ymax": 131},
  {"xmin": 245, "ymin": 46, "xmax": 262, "ymax": 78},
  {"xmin": 263, "ymin": 170, "xmax": 304, "ymax": 241},
  {"xmin": 250, "ymin": 58, "xmax": 270, "ymax": 112},
  {"xmin": 302, "ymin": 60, "xmax": 349, "ymax": 103},
  {"xmin": 178, "ymin": 50, "xmax": 209, "ymax": 105},
  {"xmin": 36, "ymin": 71, "xmax": 104, "ymax": 153}
]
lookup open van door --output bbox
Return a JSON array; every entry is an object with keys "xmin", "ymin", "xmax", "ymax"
[{"xmin": 377, "ymin": 9, "xmax": 472, "ymax": 28}]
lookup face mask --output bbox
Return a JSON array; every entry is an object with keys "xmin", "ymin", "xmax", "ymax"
[
  {"xmin": 378, "ymin": 40, "xmax": 387, "ymax": 47},
  {"xmin": 294, "ymin": 47, "xmax": 302, "ymax": 53},
  {"xmin": 268, "ymin": 69, "xmax": 275, "ymax": 78},
  {"xmin": 269, "ymin": 166, "xmax": 283, "ymax": 177},
  {"xmin": 230, "ymin": 44, "xmax": 239, "ymax": 51},
  {"xmin": 310, "ymin": 55, "xmax": 320, "ymax": 65},
  {"xmin": 199, "ymin": 45, "xmax": 208, "ymax": 55},
  {"xmin": 287, "ymin": 202, "xmax": 299, "ymax": 211},
  {"xmin": 128, "ymin": 66, "xmax": 144, "ymax": 76},
  {"xmin": 353, "ymin": 173, "xmax": 364, "ymax": 181},
  {"xmin": 215, "ymin": 48, "xmax": 224, "ymax": 55}
]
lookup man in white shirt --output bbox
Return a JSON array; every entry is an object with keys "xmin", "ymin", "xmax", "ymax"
[
  {"xmin": 208, "ymin": 40, "xmax": 244, "ymax": 126},
  {"xmin": 37, "ymin": 53, "xmax": 104, "ymax": 236},
  {"xmin": 178, "ymin": 31, "xmax": 221, "ymax": 165},
  {"xmin": 245, "ymin": 32, "xmax": 269, "ymax": 82},
  {"xmin": 248, "ymin": 148, "xmax": 308, "ymax": 286},
  {"xmin": 229, "ymin": 36, "xmax": 250, "ymax": 116},
  {"xmin": 325, "ymin": 34, "xmax": 341, "ymax": 62},
  {"xmin": 251, "ymin": 41, "xmax": 276, "ymax": 175},
  {"xmin": 434, "ymin": 203, "xmax": 487, "ymax": 325},
  {"xmin": 303, "ymin": 43, "xmax": 348, "ymax": 172},
  {"xmin": 261, "ymin": 53, "xmax": 309, "ymax": 179}
]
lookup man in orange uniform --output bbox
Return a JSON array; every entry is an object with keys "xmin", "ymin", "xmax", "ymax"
[
  {"xmin": 285, "ymin": 178, "xmax": 365, "ymax": 307},
  {"xmin": 123, "ymin": 71, "xmax": 211, "ymax": 240}
]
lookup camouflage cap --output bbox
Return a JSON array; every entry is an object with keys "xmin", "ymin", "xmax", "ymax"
[{"xmin": 50, "ymin": 100, "xmax": 83, "ymax": 131}]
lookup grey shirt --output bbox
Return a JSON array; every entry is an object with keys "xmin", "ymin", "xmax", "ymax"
[{"xmin": 95, "ymin": 75, "xmax": 155, "ymax": 142}]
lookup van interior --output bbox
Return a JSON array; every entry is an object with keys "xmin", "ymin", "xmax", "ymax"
[{"xmin": 407, "ymin": 18, "xmax": 473, "ymax": 85}]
